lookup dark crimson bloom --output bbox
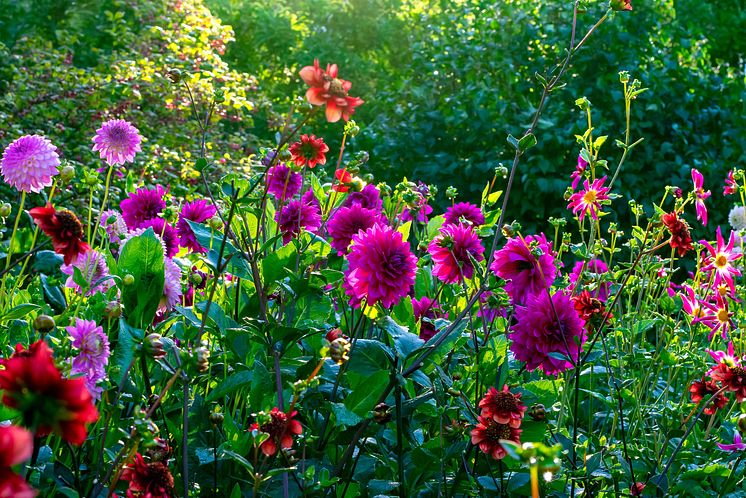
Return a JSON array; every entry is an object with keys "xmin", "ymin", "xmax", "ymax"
[
  {"xmin": 29, "ymin": 204, "xmax": 90, "ymax": 265},
  {"xmin": 333, "ymin": 168, "xmax": 353, "ymax": 192},
  {"xmin": 288, "ymin": 134, "xmax": 329, "ymax": 169},
  {"xmin": 689, "ymin": 378, "xmax": 729, "ymax": 415},
  {"xmin": 428, "ymin": 223, "xmax": 485, "ymax": 284},
  {"xmin": 120, "ymin": 185, "xmax": 168, "ymax": 229},
  {"xmin": 470, "ymin": 416, "xmax": 521, "ymax": 460},
  {"xmin": 0, "ymin": 425, "xmax": 36, "ymax": 497},
  {"xmin": 121, "ymin": 453, "xmax": 175, "ymax": 498},
  {"xmin": 177, "ymin": 199, "xmax": 217, "ymax": 253},
  {"xmin": 490, "ymin": 233, "xmax": 557, "ymax": 304},
  {"xmin": 478, "ymin": 385, "xmax": 526, "ymax": 428},
  {"xmin": 275, "ymin": 191, "xmax": 322, "ymax": 245},
  {"xmin": 250, "ymin": 408, "xmax": 303, "ymax": 457},
  {"xmin": 444, "ymin": 202, "xmax": 485, "ymax": 227},
  {"xmin": 630, "ymin": 483, "xmax": 645, "ymax": 496},
  {"xmin": 412, "ymin": 296, "xmax": 442, "ymax": 341},
  {"xmin": 0, "ymin": 341, "xmax": 99, "ymax": 445},
  {"xmin": 327, "ymin": 204, "xmax": 383, "ymax": 255},
  {"xmin": 572, "ymin": 290, "xmax": 610, "ymax": 329},
  {"xmin": 661, "ymin": 212, "xmax": 694, "ymax": 256},
  {"xmin": 299, "ymin": 59, "xmax": 364, "ymax": 123},
  {"xmin": 707, "ymin": 343, "xmax": 746, "ymax": 402}
]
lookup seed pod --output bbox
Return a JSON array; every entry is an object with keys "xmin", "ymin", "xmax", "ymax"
[{"xmin": 209, "ymin": 411, "xmax": 225, "ymax": 426}]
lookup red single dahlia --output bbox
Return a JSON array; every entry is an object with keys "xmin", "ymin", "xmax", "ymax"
[
  {"xmin": 29, "ymin": 204, "xmax": 90, "ymax": 265},
  {"xmin": 288, "ymin": 134, "xmax": 329, "ymax": 169},
  {"xmin": 299, "ymin": 60, "xmax": 364, "ymax": 123},
  {"xmin": 478, "ymin": 386, "xmax": 527, "ymax": 428},
  {"xmin": 0, "ymin": 341, "xmax": 99, "ymax": 445},
  {"xmin": 250, "ymin": 408, "xmax": 303, "ymax": 457},
  {"xmin": 572, "ymin": 290, "xmax": 610, "ymax": 329},
  {"xmin": 689, "ymin": 378, "xmax": 729, "ymax": 415},
  {"xmin": 661, "ymin": 212, "xmax": 693, "ymax": 256},
  {"xmin": 470, "ymin": 416, "xmax": 521, "ymax": 460},
  {"xmin": 121, "ymin": 453, "xmax": 175, "ymax": 498},
  {"xmin": 707, "ymin": 343, "xmax": 746, "ymax": 402}
]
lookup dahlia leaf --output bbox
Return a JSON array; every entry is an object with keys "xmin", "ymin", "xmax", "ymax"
[
  {"xmin": 344, "ymin": 370, "xmax": 389, "ymax": 417},
  {"xmin": 382, "ymin": 316, "xmax": 424, "ymax": 360},
  {"xmin": 0, "ymin": 303, "xmax": 40, "ymax": 323},
  {"xmin": 347, "ymin": 339, "xmax": 394, "ymax": 377},
  {"xmin": 117, "ymin": 229, "xmax": 165, "ymax": 329}
]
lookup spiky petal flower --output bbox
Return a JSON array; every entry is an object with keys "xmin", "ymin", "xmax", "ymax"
[
  {"xmin": 121, "ymin": 453, "xmax": 175, "ymax": 498},
  {"xmin": 299, "ymin": 59, "xmax": 364, "ymax": 123},
  {"xmin": 571, "ymin": 154, "xmax": 588, "ymax": 190},
  {"xmin": 61, "ymin": 250, "xmax": 112, "ymax": 296},
  {"xmin": 412, "ymin": 296, "xmax": 442, "ymax": 341},
  {"xmin": 661, "ymin": 212, "xmax": 694, "ymax": 256},
  {"xmin": 700, "ymin": 227, "xmax": 742, "ymax": 293},
  {"xmin": 689, "ymin": 378, "xmax": 729, "ymax": 416},
  {"xmin": 275, "ymin": 191, "xmax": 322, "ymax": 245},
  {"xmin": 511, "ymin": 291, "xmax": 586, "ymax": 376},
  {"xmin": 724, "ymin": 170, "xmax": 737, "ymax": 196},
  {"xmin": 344, "ymin": 224, "xmax": 418, "ymax": 308},
  {"xmin": 478, "ymin": 386, "xmax": 527, "ymax": 428},
  {"xmin": 266, "ymin": 163, "xmax": 302, "ymax": 201},
  {"xmin": 470, "ymin": 416, "xmax": 521, "ymax": 460},
  {"xmin": 692, "ymin": 169, "xmax": 711, "ymax": 226},
  {"xmin": 717, "ymin": 432, "xmax": 746, "ymax": 452},
  {"xmin": 490, "ymin": 234, "xmax": 557, "ymax": 304},
  {"xmin": 161, "ymin": 258, "xmax": 182, "ymax": 312},
  {"xmin": 428, "ymin": 223, "xmax": 485, "ymax": 284},
  {"xmin": 697, "ymin": 296, "xmax": 733, "ymax": 340},
  {"xmin": 288, "ymin": 134, "xmax": 329, "ymax": 168},
  {"xmin": 250, "ymin": 408, "xmax": 303, "ymax": 457},
  {"xmin": 328, "ymin": 204, "xmax": 383, "ymax": 255},
  {"xmin": 444, "ymin": 202, "xmax": 485, "ymax": 227},
  {"xmin": 67, "ymin": 318, "xmax": 110, "ymax": 400},
  {"xmin": 29, "ymin": 204, "xmax": 90, "ymax": 265},
  {"xmin": 91, "ymin": 119, "xmax": 142, "ymax": 166},
  {"xmin": 0, "ymin": 341, "xmax": 99, "ymax": 445},
  {"xmin": 177, "ymin": 199, "xmax": 217, "ymax": 253},
  {"xmin": 567, "ymin": 176, "xmax": 610, "ymax": 221},
  {"xmin": 120, "ymin": 186, "xmax": 168, "ymax": 229},
  {"xmin": 1, "ymin": 135, "xmax": 60, "ymax": 193}
]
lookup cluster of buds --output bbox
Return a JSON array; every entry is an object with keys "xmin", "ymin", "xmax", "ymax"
[{"xmin": 323, "ymin": 329, "xmax": 351, "ymax": 365}]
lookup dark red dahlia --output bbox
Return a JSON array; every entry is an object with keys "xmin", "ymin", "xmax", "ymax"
[
  {"xmin": 288, "ymin": 134, "xmax": 329, "ymax": 169},
  {"xmin": 709, "ymin": 363, "xmax": 746, "ymax": 402},
  {"xmin": 250, "ymin": 408, "xmax": 303, "ymax": 457},
  {"xmin": 0, "ymin": 341, "xmax": 98, "ymax": 445},
  {"xmin": 689, "ymin": 378, "xmax": 729, "ymax": 415},
  {"xmin": 470, "ymin": 416, "xmax": 521, "ymax": 460},
  {"xmin": 661, "ymin": 212, "xmax": 693, "ymax": 256},
  {"xmin": 572, "ymin": 290, "xmax": 610, "ymax": 329},
  {"xmin": 121, "ymin": 453, "xmax": 175, "ymax": 498},
  {"xmin": 412, "ymin": 296, "xmax": 443, "ymax": 341},
  {"xmin": 630, "ymin": 482, "xmax": 645, "ymax": 496},
  {"xmin": 478, "ymin": 385, "xmax": 527, "ymax": 428},
  {"xmin": 29, "ymin": 204, "xmax": 90, "ymax": 265}
]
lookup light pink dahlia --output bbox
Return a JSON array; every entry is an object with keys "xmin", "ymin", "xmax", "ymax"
[
  {"xmin": 1, "ymin": 135, "xmax": 60, "ymax": 193},
  {"xmin": 428, "ymin": 223, "xmax": 485, "ymax": 284},
  {"xmin": 92, "ymin": 119, "xmax": 142, "ymax": 166},
  {"xmin": 161, "ymin": 258, "xmax": 183, "ymax": 311},
  {"xmin": 67, "ymin": 318, "xmax": 110, "ymax": 400},
  {"xmin": 490, "ymin": 234, "xmax": 557, "ymax": 304},
  {"xmin": 343, "ymin": 224, "xmax": 418, "ymax": 308},
  {"xmin": 61, "ymin": 250, "xmax": 113, "ymax": 296},
  {"xmin": 99, "ymin": 209, "xmax": 128, "ymax": 244}
]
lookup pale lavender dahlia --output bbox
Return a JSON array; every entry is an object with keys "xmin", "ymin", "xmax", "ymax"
[
  {"xmin": 444, "ymin": 202, "xmax": 485, "ymax": 227},
  {"xmin": 177, "ymin": 199, "xmax": 217, "ymax": 253},
  {"xmin": 343, "ymin": 224, "xmax": 418, "ymax": 308},
  {"xmin": 161, "ymin": 258, "xmax": 183, "ymax": 311},
  {"xmin": 1, "ymin": 134, "xmax": 60, "ymax": 193},
  {"xmin": 275, "ymin": 191, "xmax": 322, "ymax": 244},
  {"xmin": 327, "ymin": 204, "xmax": 383, "ymax": 255},
  {"xmin": 490, "ymin": 233, "xmax": 557, "ymax": 304},
  {"xmin": 510, "ymin": 291, "xmax": 586, "ymax": 376},
  {"xmin": 61, "ymin": 250, "xmax": 113, "ymax": 296},
  {"xmin": 266, "ymin": 163, "xmax": 302, "ymax": 200},
  {"xmin": 67, "ymin": 318, "xmax": 110, "ymax": 400},
  {"xmin": 343, "ymin": 184, "xmax": 383, "ymax": 211},
  {"xmin": 92, "ymin": 119, "xmax": 142, "ymax": 166},
  {"xmin": 138, "ymin": 217, "xmax": 179, "ymax": 258},
  {"xmin": 99, "ymin": 209, "xmax": 128, "ymax": 244},
  {"xmin": 120, "ymin": 185, "xmax": 167, "ymax": 228},
  {"xmin": 428, "ymin": 223, "xmax": 485, "ymax": 284}
]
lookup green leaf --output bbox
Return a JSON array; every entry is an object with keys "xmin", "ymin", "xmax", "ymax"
[
  {"xmin": 250, "ymin": 360, "xmax": 271, "ymax": 409},
  {"xmin": 347, "ymin": 339, "xmax": 393, "ymax": 377},
  {"xmin": 112, "ymin": 319, "xmax": 143, "ymax": 386},
  {"xmin": 117, "ymin": 229, "xmax": 165, "ymax": 329},
  {"xmin": 344, "ymin": 370, "xmax": 389, "ymax": 417},
  {"xmin": 206, "ymin": 370, "xmax": 252, "ymax": 402},
  {"xmin": 331, "ymin": 402, "xmax": 364, "ymax": 427},
  {"xmin": 261, "ymin": 242, "xmax": 297, "ymax": 285},
  {"xmin": 0, "ymin": 303, "xmax": 40, "ymax": 323},
  {"xmin": 382, "ymin": 316, "xmax": 424, "ymax": 360},
  {"xmin": 518, "ymin": 133, "xmax": 537, "ymax": 152}
]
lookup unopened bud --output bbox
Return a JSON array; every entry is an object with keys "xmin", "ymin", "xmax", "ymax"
[
  {"xmin": 501, "ymin": 224, "xmax": 516, "ymax": 238},
  {"xmin": 189, "ymin": 272, "xmax": 204, "ymax": 286},
  {"xmin": 195, "ymin": 345, "xmax": 210, "ymax": 372},
  {"xmin": 103, "ymin": 301, "xmax": 122, "ymax": 319},
  {"xmin": 209, "ymin": 411, "xmax": 224, "ymax": 426},
  {"xmin": 166, "ymin": 68, "xmax": 182, "ymax": 83},
  {"xmin": 328, "ymin": 337, "xmax": 351, "ymax": 365},
  {"xmin": 373, "ymin": 403, "xmax": 391, "ymax": 424},
  {"xmin": 33, "ymin": 314, "xmax": 56, "ymax": 333},
  {"xmin": 144, "ymin": 333, "xmax": 166, "ymax": 359},
  {"xmin": 0, "ymin": 203, "xmax": 11, "ymax": 218},
  {"xmin": 59, "ymin": 165, "xmax": 75, "ymax": 182},
  {"xmin": 208, "ymin": 216, "xmax": 222, "ymax": 230},
  {"xmin": 529, "ymin": 403, "xmax": 547, "ymax": 422},
  {"xmin": 278, "ymin": 149, "xmax": 292, "ymax": 162},
  {"xmin": 123, "ymin": 274, "xmax": 135, "ymax": 286}
]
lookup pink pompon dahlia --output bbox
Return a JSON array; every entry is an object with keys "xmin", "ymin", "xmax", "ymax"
[
  {"xmin": 412, "ymin": 296, "xmax": 443, "ymax": 341},
  {"xmin": 724, "ymin": 170, "xmax": 737, "ymax": 196},
  {"xmin": 120, "ymin": 185, "xmax": 168, "ymax": 229},
  {"xmin": 275, "ymin": 191, "xmax": 322, "ymax": 245},
  {"xmin": 569, "ymin": 258, "xmax": 610, "ymax": 302},
  {"xmin": 299, "ymin": 59, "xmax": 364, "ymax": 123},
  {"xmin": 288, "ymin": 134, "xmax": 329, "ymax": 168},
  {"xmin": 444, "ymin": 202, "xmax": 485, "ymax": 227},
  {"xmin": 700, "ymin": 226, "xmax": 742, "ymax": 293},
  {"xmin": 478, "ymin": 385, "xmax": 527, "ymax": 428},
  {"xmin": 100, "ymin": 209, "xmax": 128, "ymax": 244},
  {"xmin": 490, "ymin": 234, "xmax": 557, "ymax": 304},
  {"xmin": 511, "ymin": 291, "xmax": 586, "ymax": 376},
  {"xmin": 177, "ymin": 199, "xmax": 217, "ymax": 253},
  {"xmin": 1, "ymin": 135, "xmax": 60, "ymax": 193},
  {"xmin": 67, "ymin": 318, "xmax": 110, "ymax": 400},
  {"xmin": 567, "ymin": 176, "xmax": 610, "ymax": 221},
  {"xmin": 328, "ymin": 204, "xmax": 383, "ymax": 255},
  {"xmin": 692, "ymin": 169, "xmax": 711, "ymax": 226},
  {"xmin": 428, "ymin": 223, "xmax": 485, "ymax": 284},
  {"xmin": 470, "ymin": 416, "xmax": 522, "ymax": 460},
  {"xmin": 91, "ymin": 119, "xmax": 142, "ymax": 166},
  {"xmin": 61, "ymin": 250, "xmax": 113, "ymax": 296},
  {"xmin": 266, "ymin": 163, "xmax": 302, "ymax": 200},
  {"xmin": 344, "ymin": 224, "xmax": 418, "ymax": 308}
]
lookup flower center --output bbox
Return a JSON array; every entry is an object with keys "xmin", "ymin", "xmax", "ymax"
[
  {"xmin": 715, "ymin": 254, "xmax": 728, "ymax": 268},
  {"xmin": 493, "ymin": 391, "xmax": 518, "ymax": 411},
  {"xmin": 329, "ymin": 78, "xmax": 347, "ymax": 97},
  {"xmin": 56, "ymin": 210, "xmax": 85, "ymax": 239},
  {"xmin": 485, "ymin": 421, "xmax": 512, "ymax": 441},
  {"xmin": 386, "ymin": 252, "xmax": 407, "ymax": 274},
  {"xmin": 717, "ymin": 308, "xmax": 730, "ymax": 323},
  {"xmin": 583, "ymin": 190, "xmax": 597, "ymax": 203}
]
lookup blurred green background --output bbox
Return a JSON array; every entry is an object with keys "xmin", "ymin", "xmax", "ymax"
[{"xmin": 1, "ymin": 0, "xmax": 744, "ymax": 228}]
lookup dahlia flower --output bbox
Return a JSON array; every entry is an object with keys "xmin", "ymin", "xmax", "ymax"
[
  {"xmin": 161, "ymin": 258, "xmax": 183, "ymax": 311},
  {"xmin": 567, "ymin": 176, "xmax": 610, "ymax": 221},
  {"xmin": 692, "ymin": 169, "xmax": 711, "ymax": 226},
  {"xmin": 569, "ymin": 258, "xmax": 610, "ymax": 301},
  {"xmin": 327, "ymin": 204, "xmax": 382, "ymax": 255},
  {"xmin": 177, "ymin": 199, "xmax": 217, "ymax": 253},
  {"xmin": 412, "ymin": 296, "xmax": 442, "ymax": 341},
  {"xmin": 138, "ymin": 218, "xmax": 179, "ymax": 258},
  {"xmin": 120, "ymin": 185, "xmax": 167, "ymax": 229},
  {"xmin": 288, "ymin": 134, "xmax": 329, "ymax": 168},
  {"xmin": 0, "ymin": 341, "xmax": 99, "ymax": 445},
  {"xmin": 444, "ymin": 202, "xmax": 485, "ymax": 227},
  {"xmin": 29, "ymin": 204, "xmax": 90, "ymax": 265},
  {"xmin": 0, "ymin": 425, "xmax": 36, "ymax": 498},
  {"xmin": 121, "ymin": 453, "xmax": 175, "ymax": 498},
  {"xmin": 729, "ymin": 206, "xmax": 746, "ymax": 232},
  {"xmin": 478, "ymin": 385, "xmax": 526, "ymax": 428},
  {"xmin": 100, "ymin": 209, "xmax": 128, "ymax": 243},
  {"xmin": 91, "ymin": 119, "xmax": 142, "ymax": 166},
  {"xmin": 697, "ymin": 296, "xmax": 733, "ymax": 340},
  {"xmin": 299, "ymin": 59, "xmax": 364, "ymax": 123},
  {"xmin": 571, "ymin": 154, "xmax": 588, "ymax": 190},
  {"xmin": 344, "ymin": 224, "xmax": 418, "ymax": 308},
  {"xmin": 510, "ymin": 291, "xmax": 586, "ymax": 376},
  {"xmin": 61, "ymin": 250, "xmax": 112, "ymax": 296},
  {"xmin": 401, "ymin": 204, "xmax": 433, "ymax": 224},
  {"xmin": 470, "ymin": 416, "xmax": 521, "ymax": 460},
  {"xmin": 689, "ymin": 378, "xmax": 729, "ymax": 416},
  {"xmin": 572, "ymin": 290, "xmax": 609, "ymax": 329},
  {"xmin": 707, "ymin": 342, "xmax": 746, "ymax": 402},
  {"xmin": 275, "ymin": 191, "xmax": 322, "ymax": 245},
  {"xmin": 661, "ymin": 212, "xmax": 694, "ymax": 256},
  {"xmin": 717, "ymin": 432, "xmax": 746, "ymax": 452},
  {"xmin": 266, "ymin": 163, "xmax": 302, "ymax": 201},
  {"xmin": 344, "ymin": 184, "xmax": 383, "ymax": 211},
  {"xmin": 1, "ymin": 134, "xmax": 60, "ymax": 193},
  {"xmin": 490, "ymin": 233, "xmax": 556, "ymax": 304},
  {"xmin": 724, "ymin": 170, "xmax": 737, "ymax": 196},
  {"xmin": 333, "ymin": 168, "xmax": 352, "ymax": 192},
  {"xmin": 67, "ymin": 318, "xmax": 110, "ymax": 400},
  {"xmin": 700, "ymin": 226, "xmax": 742, "ymax": 293},
  {"xmin": 428, "ymin": 223, "xmax": 485, "ymax": 284},
  {"xmin": 250, "ymin": 408, "xmax": 303, "ymax": 457}
]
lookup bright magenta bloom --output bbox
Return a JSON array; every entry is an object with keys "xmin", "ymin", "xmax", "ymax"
[
  {"xmin": 428, "ymin": 223, "xmax": 485, "ymax": 284},
  {"xmin": 139, "ymin": 218, "xmax": 179, "ymax": 258},
  {"xmin": 700, "ymin": 226, "xmax": 742, "ymax": 293},
  {"xmin": 691, "ymin": 169, "xmax": 711, "ymax": 226},
  {"xmin": 327, "ymin": 204, "xmax": 383, "ymax": 255},
  {"xmin": 343, "ymin": 224, "xmax": 418, "ymax": 308},
  {"xmin": 697, "ymin": 295, "xmax": 733, "ymax": 340},
  {"xmin": 444, "ymin": 202, "xmax": 484, "ymax": 227},
  {"xmin": 510, "ymin": 291, "xmax": 586, "ymax": 376},
  {"xmin": 1, "ymin": 135, "xmax": 60, "ymax": 193},
  {"xmin": 120, "ymin": 185, "xmax": 167, "ymax": 229},
  {"xmin": 177, "ymin": 199, "xmax": 217, "ymax": 253},
  {"xmin": 567, "ymin": 176, "xmax": 610, "ymax": 221},
  {"xmin": 724, "ymin": 169, "xmax": 737, "ymax": 195},
  {"xmin": 266, "ymin": 163, "xmax": 302, "ymax": 201},
  {"xmin": 571, "ymin": 154, "xmax": 588, "ymax": 190},
  {"xmin": 490, "ymin": 234, "xmax": 556, "ymax": 304},
  {"xmin": 92, "ymin": 119, "xmax": 142, "ymax": 166},
  {"xmin": 275, "ymin": 192, "xmax": 322, "ymax": 245},
  {"xmin": 717, "ymin": 432, "xmax": 746, "ymax": 452},
  {"xmin": 412, "ymin": 296, "xmax": 442, "ymax": 341},
  {"xmin": 569, "ymin": 258, "xmax": 610, "ymax": 302},
  {"xmin": 299, "ymin": 59, "xmax": 364, "ymax": 123}
]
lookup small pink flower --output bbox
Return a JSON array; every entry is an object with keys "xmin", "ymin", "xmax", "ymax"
[
  {"xmin": 700, "ymin": 227, "xmax": 742, "ymax": 293},
  {"xmin": 717, "ymin": 432, "xmax": 746, "ymax": 452},
  {"xmin": 567, "ymin": 176, "xmax": 610, "ymax": 221},
  {"xmin": 691, "ymin": 169, "xmax": 711, "ymax": 226},
  {"xmin": 724, "ymin": 169, "xmax": 737, "ymax": 196},
  {"xmin": 571, "ymin": 154, "xmax": 588, "ymax": 190},
  {"xmin": 92, "ymin": 119, "xmax": 142, "ymax": 166}
]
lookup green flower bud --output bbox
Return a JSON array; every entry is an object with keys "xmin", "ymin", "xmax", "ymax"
[
  {"xmin": 33, "ymin": 314, "xmax": 56, "ymax": 333},
  {"xmin": 0, "ymin": 203, "xmax": 11, "ymax": 218},
  {"xmin": 166, "ymin": 68, "xmax": 182, "ymax": 84},
  {"xmin": 59, "ymin": 165, "xmax": 76, "ymax": 182},
  {"xmin": 123, "ymin": 274, "xmax": 135, "ymax": 286}
]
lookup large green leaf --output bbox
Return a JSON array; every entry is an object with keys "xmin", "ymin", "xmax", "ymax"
[{"xmin": 117, "ymin": 229, "xmax": 165, "ymax": 329}]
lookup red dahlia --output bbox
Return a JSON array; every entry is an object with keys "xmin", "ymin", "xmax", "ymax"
[
  {"xmin": 250, "ymin": 408, "xmax": 303, "ymax": 457},
  {"xmin": 288, "ymin": 134, "xmax": 329, "ymax": 169},
  {"xmin": 0, "ymin": 469, "xmax": 37, "ymax": 498},
  {"xmin": 470, "ymin": 416, "xmax": 521, "ymax": 460},
  {"xmin": 333, "ymin": 169, "xmax": 353, "ymax": 193},
  {"xmin": 661, "ymin": 212, "xmax": 693, "ymax": 256},
  {"xmin": 572, "ymin": 290, "xmax": 611, "ymax": 329},
  {"xmin": 0, "ymin": 341, "xmax": 98, "ymax": 445},
  {"xmin": 0, "ymin": 425, "xmax": 36, "ymax": 498},
  {"xmin": 299, "ymin": 60, "xmax": 364, "ymax": 123},
  {"xmin": 709, "ymin": 363, "xmax": 746, "ymax": 402},
  {"xmin": 29, "ymin": 204, "xmax": 90, "ymax": 264},
  {"xmin": 689, "ymin": 378, "xmax": 729, "ymax": 415},
  {"xmin": 478, "ymin": 385, "xmax": 527, "ymax": 428},
  {"xmin": 121, "ymin": 453, "xmax": 175, "ymax": 498}
]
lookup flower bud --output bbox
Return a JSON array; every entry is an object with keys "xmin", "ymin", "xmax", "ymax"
[
  {"xmin": 208, "ymin": 216, "xmax": 223, "ymax": 230},
  {"xmin": 610, "ymin": 0, "xmax": 632, "ymax": 11},
  {"xmin": 213, "ymin": 89, "xmax": 226, "ymax": 104},
  {"xmin": 189, "ymin": 272, "xmax": 204, "ymax": 287},
  {"xmin": 328, "ymin": 337, "xmax": 351, "ymax": 365},
  {"xmin": 103, "ymin": 301, "xmax": 122, "ymax": 319},
  {"xmin": 209, "ymin": 411, "xmax": 225, "ymax": 426},
  {"xmin": 0, "ymin": 203, "xmax": 11, "ymax": 218},
  {"xmin": 166, "ymin": 68, "xmax": 182, "ymax": 83},
  {"xmin": 33, "ymin": 314, "xmax": 56, "ymax": 333},
  {"xmin": 529, "ymin": 403, "xmax": 547, "ymax": 422},
  {"xmin": 195, "ymin": 344, "xmax": 210, "ymax": 372},
  {"xmin": 351, "ymin": 177, "xmax": 365, "ymax": 192},
  {"xmin": 147, "ymin": 438, "xmax": 173, "ymax": 462},
  {"xmin": 618, "ymin": 71, "xmax": 630, "ymax": 84},
  {"xmin": 123, "ymin": 274, "xmax": 135, "ymax": 286},
  {"xmin": 278, "ymin": 149, "xmax": 292, "ymax": 162},
  {"xmin": 59, "ymin": 165, "xmax": 75, "ymax": 183},
  {"xmin": 373, "ymin": 403, "xmax": 391, "ymax": 424},
  {"xmin": 325, "ymin": 328, "xmax": 345, "ymax": 342},
  {"xmin": 144, "ymin": 333, "xmax": 167, "ymax": 359},
  {"xmin": 501, "ymin": 224, "xmax": 516, "ymax": 238},
  {"xmin": 495, "ymin": 165, "xmax": 509, "ymax": 178}
]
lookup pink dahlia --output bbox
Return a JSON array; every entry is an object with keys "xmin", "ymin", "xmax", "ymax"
[
  {"xmin": 299, "ymin": 59, "xmax": 364, "ymax": 123},
  {"xmin": 717, "ymin": 432, "xmax": 746, "ymax": 452},
  {"xmin": 444, "ymin": 202, "xmax": 485, "ymax": 227},
  {"xmin": 470, "ymin": 416, "xmax": 521, "ymax": 460},
  {"xmin": 67, "ymin": 318, "xmax": 110, "ymax": 400},
  {"xmin": 571, "ymin": 154, "xmax": 588, "ymax": 190},
  {"xmin": 692, "ymin": 169, "xmax": 711, "ymax": 226},
  {"xmin": 1, "ymin": 135, "xmax": 60, "ymax": 193},
  {"xmin": 328, "ymin": 204, "xmax": 383, "ymax": 255},
  {"xmin": 61, "ymin": 250, "xmax": 113, "ymax": 296},
  {"xmin": 567, "ymin": 176, "xmax": 610, "ymax": 221},
  {"xmin": 412, "ymin": 296, "xmax": 442, "ymax": 341},
  {"xmin": 478, "ymin": 385, "xmax": 527, "ymax": 428},
  {"xmin": 161, "ymin": 258, "xmax": 183, "ymax": 311},
  {"xmin": 344, "ymin": 224, "xmax": 418, "ymax": 308},
  {"xmin": 275, "ymin": 191, "xmax": 322, "ymax": 245},
  {"xmin": 569, "ymin": 258, "xmax": 610, "ymax": 302},
  {"xmin": 91, "ymin": 119, "xmax": 142, "ymax": 166},
  {"xmin": 288, "ymin": 134, "xmax": 329, "ymax": 169},
  {"xmin": 724, "ymin": 170, "xmax": 737, "ymax": 196},
  {"xmin": 99, "ymin": 209, "xmax": 128, "ymax": 244},
  {"xmin": 120, "ymin": 186, "xmax": 167, "ymax": 229},
  {"xmin": 177, "ymin": 199, "xmax": 217, "ymax": 253},
  {"xmin": 697, "ymin": 296, "xmax": 733, "ymax": 340},
  {"xmin": 139, "ymin": 218, "xmax": 179, "ymax": 258},
  {"xmin": 428, "ymin": 223, "xmax": 485, "ymax": 284},
  {"xmin": 266, "ymin": 163, "xmax": 302, "ymax": 201},
  {"xmin": 511, "ymin": 291, "xmax": 586, "ymax": 376},
  {"xmin": 490, "ymin": 234, "xmax": 557, "ymax": 304},
  {"xmin": 343, "ymin": 184, "xmax": 383, "ymax": 211},
  {"xmin": 700, "ymin": 226, "xmax": 742, "ymax": 293}
]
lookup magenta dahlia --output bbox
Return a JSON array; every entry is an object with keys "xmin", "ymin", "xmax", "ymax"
[
  {"xmin": 444, "ymin": 202, "xmax": 485, "ymax": 227},
  {"xmin": 328, "ymin": 204, "xmax": 383, "ymax": 255},
  {"xmin": 1, "ymin": 135, "xmax": 60, "ymax": 193},
  {"xmin": 343, "ymin": 184, "xmax": 383, "ymax": 211},
  {"xmin": 569, "ymin": 258, "xmax": 610, "ymax": 302},
  {"xmin": 510, "ymin": 291, "xmax": 586, "ymax": 376},
  {"xmin": 120, "ymin": 186, "xmax": 168, "ymax": 229},
  {"xmin": 412, "ymin": 296, "xmax": 443, "ymax": 341},
  {"xmin": 275, "ymin": 191, "xmax": 322, "ymax": 245},
  {"xmin": 177, "ymin": 199, "xmax": 217, "ymax": 253},
  {"xmin": 266, "ymin": 163, "xmax": 302, "ymax": 201},
  {"xmin": 490, "ymin": 234, "xmax": 557, "ymax": 304},
  {"xmin": 91, "ymin": 119, "xmax": 142, "ymax": 166},
  {"xmin": 428, "ymin": 223, "xmax": 485, "ymax": 284},
  {"xmin": 343, "ymin": 224, "xmax": 418, "ymax": 308}
]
